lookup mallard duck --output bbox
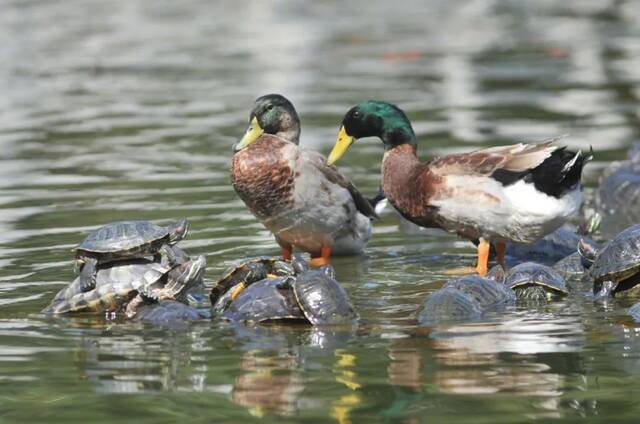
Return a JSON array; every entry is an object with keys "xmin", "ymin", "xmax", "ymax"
[
  {"xmin": 231, "ymin": 94, "xmax": 377, "ymax": 266},
  {"xmin": 327, "ymin": 100, "xmax": 588, "ymax": 276}
]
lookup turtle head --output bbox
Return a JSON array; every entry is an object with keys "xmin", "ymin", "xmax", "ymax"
[
  {"xmin": 593, "ymin": 280, "xmax": 614, "ymax": 299},
  {"xmin": 234, "ymin": 94, "xmax": 301, "ymax": 151},
  {"xmin": 167, "ymin": 219, "xmax": 189, "ymax": 244},
  {"xmin": 173, "ymin": 255, "xmax": 207, "ymax": 302},
  {"xmin": 327, "ymin": 100, "xmax": 416, "ymax": 165},
  {"xmin": 578, "ymin": 238, "xmax": 598, "ymax": 269}
]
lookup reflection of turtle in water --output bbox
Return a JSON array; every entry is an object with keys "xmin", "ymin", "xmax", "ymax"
[
  {"xmin": 74, "ymin": 219, "xmax": 189, "ymax": 292},
  {"xmin": 580, "ymin": 223, "xmax": 640, "ymax": 298},
  {"xmin": 214, "ymin": 257, "xmax": 357, "ymax": 325},
  {"xmin": 504, "ymin": 262, "xmax": 568, "ymax": 301},
  {"xmin": 44, "ymin": 252, "xmax": 205, "ymax": 317},
  {"xmin": 416, "ymin": 270, "xmax": 515, "ymax": 324}
]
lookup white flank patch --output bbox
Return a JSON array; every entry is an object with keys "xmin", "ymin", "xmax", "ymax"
[{"xmin": 430, "ymin": 176, "xmax": 581, "ymax": 243}]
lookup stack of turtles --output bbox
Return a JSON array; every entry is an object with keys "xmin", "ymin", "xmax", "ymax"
[
  {"xmin": 43, "ymin": 219, "xmax": 206, "ymax": 318},
  {"xmin": 211, "ymin": 256, "xmax": 357, "ymax": 326}
]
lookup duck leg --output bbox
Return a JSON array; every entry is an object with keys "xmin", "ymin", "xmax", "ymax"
[
  {"xmin": 475, "ymin": 238, "xmax": 490, "ymax": 277},
  {"xmin": 276, "ymin": 237, "xmax": 293, "ymax": 261},
  {"xmin": 495, "ymin": 241, "xmax": 506, "ymax": 268},
  {"xmin": 309, "ymin": 246, "xmax": 331, "ymax": 267}
]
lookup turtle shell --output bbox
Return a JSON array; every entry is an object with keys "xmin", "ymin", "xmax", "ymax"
[
  {"xmin": 135, "ymin": 300, "xmax": 209, "ymax": 327},
  {"xmin": 505, "ymin": 262, "xmax": 569, "ymax": 297},
  {"xmin": 44, "ymin": 259, "xmax": 170, "ymax": 314},
  {"xmin": 416, "ymin": 287, "xmax": 483, "ymax": 324},
  {"xmin": 553, "ymin": 252, "xmax": 587, "ymax": 280},
  {"xmin": 292, "ymin": 266, "xmax": 357, "ymax": 325},
  {"xmin": 209, "ymin": 256, "xmax": 294, "ymax": 305},
  {"xmin": 443, "ymin": 275, "xmax": 516, "ymax": 309},
  {"xmin": 221, "ymin": 278, "xmax": 305, "ymax": 323},
  {"xmin": 76, "ymin": 220, "xmax": 169, "ymax": 255},
  {"xmin": 590, "ymin": 224, "xmax": 640, "ymax": 283}
]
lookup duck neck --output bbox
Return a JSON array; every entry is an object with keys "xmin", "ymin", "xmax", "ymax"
[{"xmin": 381, "ymin": 144, "xmax": 421, "ymax": 210}]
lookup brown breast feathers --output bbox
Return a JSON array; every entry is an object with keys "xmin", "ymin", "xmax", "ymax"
[{"xmin": 231, "ymin": 135, "xmax": 296, "ymax": 219}]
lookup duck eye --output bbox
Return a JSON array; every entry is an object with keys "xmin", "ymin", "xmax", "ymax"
[
  {"xmin": 353, "ymin": 111, "xmax": 360, "ymax": 118},
  {"xmin": 266, "ymin": 104, "xmax": 274, "ymax": 111}
]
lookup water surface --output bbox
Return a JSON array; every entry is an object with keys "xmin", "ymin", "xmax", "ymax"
[{"xmin": 2, "ymin": 0, "xmax": 640, "ymax": 422}]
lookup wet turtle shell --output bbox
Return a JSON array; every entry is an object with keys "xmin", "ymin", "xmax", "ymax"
[
  {"xmin": 553, "ymin": 252, "xmax": 587, "ymax": 281},
  {"xmin": 416, "ymin": 275, "xmax": 515, "ymax": 325},
  {"xmin": 417, "ymin": 287, "xmax": 483, "ymax": 323},
  {"xmin": 443, "ymin": 275, "xmax": 516, "ymax": 309},
  {"xmin": 135, "ymin": 300, "xmax": 209, "ymax": 328},
  {"xmin": 209, "ymin": 256, "xmax": 296, "ymax": 305},
  {"xmin": 44, "ymin": 259, "xmax": 171, "ymax": 314},
  {"xmin": 629, "ymin": 302, "xmax": 640, "ymax": 322},
  {"xmin": 505, "ymin": 262, "xmax": 568, "ymax": 300},
  {"xmin": 585, "ymin": 224, "xmax": 640, "ymax": 296},
  {"xmin": 221, "ymin": 277, "xmax": 305, "ymax": 323},
  {"xmin": 292, "ymin": 266, "xmax": 357, "ymax": 325},
  {"xmin": 74, "ymin": 219, "xmax": 188, "ymax": 292},
  {"xmin": 76, "ymin": 219, "xmax": 186, "ymax": 259},
  {"xmin": 44, "ymin": 254, "xmax": 205, "ymax": 315}
]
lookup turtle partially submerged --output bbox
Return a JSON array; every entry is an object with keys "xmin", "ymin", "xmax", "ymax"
[
  {"xmin": 416, "ymin": 271, "xmax": 515, "ymax": 324},
  {"xmin": 209, "ymin": 256, "xmax": 299, "ymax": 313},
  {"xmin": 217, "ymin": 258, "xmax": 357, "ymax": 326},
  {"xmin": 596, "ymin": 142, "xmax": 640, "ymax": 236},
  {"xmin": 74, "ymin": 219, "xmax": 189, "ymax": 292},
  {"xmin": 135, "ymin": 300, "xmax": 209, "ymax": 327},
  {"xmin": 504, "ymin": 214, "xmax": 600, "ymax": 265},
  {"xmin": 504, "ymin": 262, "xmax": 569, "ymax": 301},
  {"xmin": 580, "ymin": 224, "xmax": 640, "ymax": 298},
  {"xmin": 44, "ymin": 254, "xmax": 206, "ymax": 316}
]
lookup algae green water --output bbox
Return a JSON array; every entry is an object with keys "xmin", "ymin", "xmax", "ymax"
[{"xmin": 2, "ymin": 0, "xmax": 640, "ymax": 422}]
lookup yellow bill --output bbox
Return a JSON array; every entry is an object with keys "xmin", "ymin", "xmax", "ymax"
[
  {"xmin": 234, "ymin": 117, "xmax": 264, "ymax": 151},
  {"xmin": 327, "ymin": 126, "xmax": 355, "ymax": 165}
]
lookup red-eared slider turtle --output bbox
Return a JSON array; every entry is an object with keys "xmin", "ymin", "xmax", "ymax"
[
  {"xmin": 44, "ymin": 254, "xmax": 205, "ymax": 316},
  {"xmin": 74, "ymin": 219, "xmax": 189, "ymax": 292},
  {"xmin": 504, "ymin": 262, "xmax": 569, "ymax": 301},
  {"xmin": 209, "ymin": 256, "xmax": 298, "ymax": 308},
  {"xmin": 220, "ymin": 277, "xmax": 306, "ymax": 323},
  {"xmin": 579, "ymin": 224, "xmax": 640, "ymax": 298},
  {"xmin": 596, "ymin": 142, "xmax": 640, "ymax": 236},
  {"xmin": 220, "ymin": 262, "xmax": 357, "ymax": 325},
  {"xmin": 629, "ymin": 302, "xmax": 640, "ymax": 322},
  {"xmin": 505, "ymin": 216, "xmax": 600, "ymax": 265},
  {"xmin": 416, "ymin": 273, "xmax": 515, "ymax": 324},
  {"xmin": 134, "ymin": 300, "xmax": 209, "ymax": 328}
]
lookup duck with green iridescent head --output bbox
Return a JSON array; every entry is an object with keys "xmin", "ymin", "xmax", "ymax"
[
  {"xmin": 231, "ymin": 94, "xmax": 377, "ymax": 266},
  {"xmin": 327, "ymin": 101, "xmax": 589, "ymax": 276}
]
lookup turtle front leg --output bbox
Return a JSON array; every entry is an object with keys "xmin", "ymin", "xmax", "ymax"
[
  {"xmin": 125, "ymin": 294, "xmax": 146, "ymax": 318},
  {"xmin": 593, "ymin": 280, "xmax": 614, "ymax": 299},
  {"xmin": 159, "ymin": 245, "xmax": 182, "ymax": 267},
  {"xmin": 78, "ymin": 257, "xmax": 98, "ymax": 292}
]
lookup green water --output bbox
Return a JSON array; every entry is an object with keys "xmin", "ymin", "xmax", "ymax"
[{"xmin": 2, "ymin": 0, "xmax": 640, "ymax": 422}]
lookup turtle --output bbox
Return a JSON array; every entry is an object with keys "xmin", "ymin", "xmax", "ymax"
[
  {"xmin": 504, "ymin": 213, "xmax": 600, "ymax": 265},
  {"xmin": 134, "ymin": 300, "xmax": 210, "ymax": 327},
  {"xmin": 596, "ymin": 142, "xmax": 640, "ymax": 236},
  {"xmin": 74, "ymin": 219, "xmax": 189, "ymax": 292},
  {"xmin": 579, "ymin": 223, "xmax": 640, "ymax": 298},
  {"xmin": 209, "ymin": 256, "xmax": 299, "ymax": 307},
  {"xmin": 44, "ymin": 254, "xmax": 206, "ymax": 316},
  {"xmin": 416, "ymin": 273, "xmax": 515, "ymax": 325},
  {"xmin": 504, "ymin": 262, "xmax": 569, "ymax": 301},
  {"xmin": 220, "ymin": 261, "xmax": 357, "ymax": 326},
  {"xmin": 628, "ymin": 302, "xmax": 640, "ymax": 322}
]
